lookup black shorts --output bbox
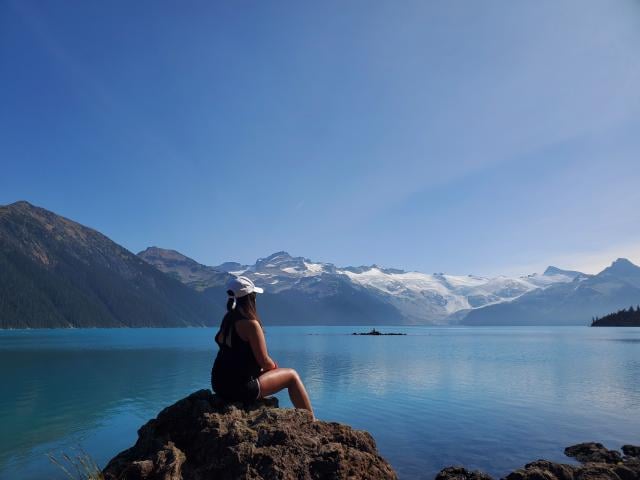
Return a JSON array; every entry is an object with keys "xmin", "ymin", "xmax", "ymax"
[{"xmin": 212, "ymin": 375, "xmax": 261, "ymax": 403}]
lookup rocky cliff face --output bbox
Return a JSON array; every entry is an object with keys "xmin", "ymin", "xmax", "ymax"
[
  {"xmin": 436, "ymin": 442, "xmax": 640, "ymax": 480},
  {"xmin": 102, "ymin": 390, "xmax": 398, "ymax": 480}
]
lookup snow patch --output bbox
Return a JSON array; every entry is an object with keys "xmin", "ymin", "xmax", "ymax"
[
  {"xmin": 303, "ymin": 262, "xmax": 324, "ymax": 274},
  {"xmin": 281, "ymin": 267, "xmax": 300, "ymax": 274}
]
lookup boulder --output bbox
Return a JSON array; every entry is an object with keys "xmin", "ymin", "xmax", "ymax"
[
  {"xmin": 436, "ymin": 442, "xmax": 640, "ymax": 480},
  {"xmin": 102, "ymin": 389, "xmax": 397, "ymax": 480},
  {"xmin": 622, "ymin": 446, "xmax": 640, "ymax": 459},
  {"xmin": 504, "ymin": 459, "xmax": 576, "ymax": 480},
  {"xmin": 564, "ymin": 442, "xmax": 622, "ymax": 464},
  {"xmin": 435, "ymin": 466, "xmax": 494, "ymax": 479}
]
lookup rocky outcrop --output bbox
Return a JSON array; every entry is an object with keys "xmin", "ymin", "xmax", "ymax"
[
  {"xmin": 436, "ymin": 442, "xmax": 640, "ymax": 480},
  {"xmin": 564, "ymin": 442, "xmax": 623, "ymax": 464},
  {"xmin": 102, "ymin": 392, "xmax": 638, "ymax": 480},
  {"xmin": 435, "ymin": 467, "xmax": 493, "ymax": 479},
  {"xmin": 102, "ymin": 389, "xmax": 397, "ymax": 480}
]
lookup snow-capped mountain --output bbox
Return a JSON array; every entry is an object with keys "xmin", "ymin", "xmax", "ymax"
[
  {"xmin": 215, "ymin": 251, "xmax": 341, "ymax": 296},
  {"xmin": 338, "ymin": 266, "xmax": 579, "ymax": 323},
  {"xmin": 462, "ymin": 258, "xmax": 640, "ymax": 325},
  {"xmin": 142, "ymin": 249, "xmax": 581, "ymax": 324},
  {"xmin": 3, "ymin": 200, "xmax": 630, "ymax": 329}
]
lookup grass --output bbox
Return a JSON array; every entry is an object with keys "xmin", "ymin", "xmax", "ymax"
[{"xmin": 47, "ymin": 447, "xmax": 105, "ymax": 480}]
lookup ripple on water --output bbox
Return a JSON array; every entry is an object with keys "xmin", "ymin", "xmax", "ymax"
[{"xmin": 1, "ymin": 326, "xmax": 640, "ymax": 479}]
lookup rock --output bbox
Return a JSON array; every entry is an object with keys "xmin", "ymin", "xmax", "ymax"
[
  {"xmin": 102, "ymin": 389, "xmax": 397, "ymax": 480},
  {"xmin": 439, "ymin": 442, "xmax": 640, "ymax": 480},
  {"xmin": 622, "ymin": 445, "xmax": 640, "ymax": 459},
  {"xmin": 352, "ymin": 329, "xmax": 406, "ymax": 336},
  {"xmin": 504, "ymin": 460, "xmax": 576, "ymax": 480},
  {"xmin": 435, "ymin": 466, "xmax": 494, "ymax": 479},
  {"xmin": 501, "ymin": 443, "xmax": 640, "ymax": 480},
  {"xmin": 572, "ymin": 464, "xmax": 624, "ymax": 480},
  {"xmin": 564, "ymin": 443, "xmax": 623, "ymax": 464}
]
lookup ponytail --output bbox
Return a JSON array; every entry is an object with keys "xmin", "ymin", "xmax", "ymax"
[{"xmin": 226, "ymin": 290, "xmax": 236, "ymax": 312}]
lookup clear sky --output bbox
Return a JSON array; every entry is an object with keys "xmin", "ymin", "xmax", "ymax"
[{"xmin": 2, "ymin": 0, "xmax": 640, "ymax": 276}]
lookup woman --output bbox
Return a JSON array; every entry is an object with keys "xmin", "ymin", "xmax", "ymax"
[{"xmin": 211, "ymin": 276, "xmax": 314, "ymax": 418}]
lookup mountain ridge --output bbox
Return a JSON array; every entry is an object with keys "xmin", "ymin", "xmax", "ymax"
[
  {"xmin": 139, "ymin": 248, "xmax": 405, "ymax": 326},
  {"xmin": 0, "ymin": 201, "xmax": 222, "ymax": 328},
  {"xmin": 2, "ymin": 200, "xmax": 637, "ymax": 328},
  {"xmin": 462, "ymin": 258, "xmax": 640, "ymax": 326},
  {"xmin": 138, "ymin": 247, "xmax": 584, "ymax": 325}
]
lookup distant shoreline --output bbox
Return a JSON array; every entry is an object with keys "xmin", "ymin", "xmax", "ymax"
[
  {"xmin": 0, "ymin": 324, "xmax": 605, "ymax": 332},
  {"xmin": 591, "ymin": 307, "xmax": 640, "ymax": 327}
]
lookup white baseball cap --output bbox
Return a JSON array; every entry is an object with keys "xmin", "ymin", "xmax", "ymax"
[{"xmin": 227, "ymin": 275, "xmax": 264, "ymax": 298}]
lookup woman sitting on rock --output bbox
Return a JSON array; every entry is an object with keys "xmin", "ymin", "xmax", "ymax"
[{"xmin": 211, "ymin": 276, "xmax": 314, "ymax": 418}]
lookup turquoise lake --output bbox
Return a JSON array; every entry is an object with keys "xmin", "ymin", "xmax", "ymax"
[{"xmin": 1, "ymin": 326, "xmax": 639, "ymax": 479}]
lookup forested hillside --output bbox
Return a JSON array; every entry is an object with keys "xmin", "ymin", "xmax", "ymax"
[{"xmin": 0, "ymin": 201, "xmax": 224, "ymax": 328}]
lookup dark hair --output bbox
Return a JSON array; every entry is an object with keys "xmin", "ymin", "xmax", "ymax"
[
  {"xmin": 217, "ymin": 291, "xmax": 262, "ymax": 346},
  {"xmin": 226, "ymin": 290, "xmax": 261, "ymax": 324}
]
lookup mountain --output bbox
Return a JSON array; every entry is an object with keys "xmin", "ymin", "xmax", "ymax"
[
  {"xmin": 1, "ymin": 200, "xmax": 618, "ymax": 328},
  {"xmin": 140, "ymin": 250, "xmax": 405, "ymax": 325},
  {"xmin": 338, "ymin": 263, "xmax": 579, "ymax": 323},
  {"xmin": 598, "ymin": 258, "xmax": 640, "ymax": 288},
  {"xmin": 138, "ymin": 249, "xmax": 579, "ymax": 325},
  {"xmin": 138, "ymin": 247, "xmax": 232, "ymax": 291},
  {"xmin": 461, "ymin": 258, "xmax": 640, "ymax": 326},
  {"xmin": 543, "ymin": 266, "xmax": 585, "ymax": 278},
  {"xmin": 213, "ymin": 261, "xmax": 249, "ymax": 274},
  {"xmin": 0, "ymin": 201, "xmax": 222, "ymax": 328}
]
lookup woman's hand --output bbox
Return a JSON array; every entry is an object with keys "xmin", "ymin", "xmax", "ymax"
[{"xmin": 262, "ymin": 358, "xmax": 277, "ymax": 372}]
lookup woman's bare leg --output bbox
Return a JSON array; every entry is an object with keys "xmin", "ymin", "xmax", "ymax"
[{"xmin": 258, "ymin": 368, "xmax": 314, "ymax": 417}]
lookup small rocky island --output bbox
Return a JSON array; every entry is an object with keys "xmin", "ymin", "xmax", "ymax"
[
  {"xmin": 352, "ymin": 328, "xmax": 407, "ymax": 336},
  {"xmin": 592, "ymin": 306, "xmax": 640, "ymax": 326},
  {"xmin": 102, "ymin": 390, "xmax": 397, "ymax": 479}
]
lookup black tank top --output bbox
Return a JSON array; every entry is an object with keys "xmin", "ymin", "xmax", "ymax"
[{"xmin": 212, "ymin": 316, "xmax": 261, "ymax": 387}]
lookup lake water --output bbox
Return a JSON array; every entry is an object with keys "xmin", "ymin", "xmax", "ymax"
[{"xmin": 1, "ymin": 326, "xmax": 639, "ymax": 479}]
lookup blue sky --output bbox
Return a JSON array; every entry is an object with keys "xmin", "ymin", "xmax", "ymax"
[{"xmin": 2, "ymin": 0, "xmax": 639, "ymax": 276}]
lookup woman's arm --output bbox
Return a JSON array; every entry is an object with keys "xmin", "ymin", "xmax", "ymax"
[{"xmin": 241, "ymin": 320, "xmax": 277, "ymax": 371}]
